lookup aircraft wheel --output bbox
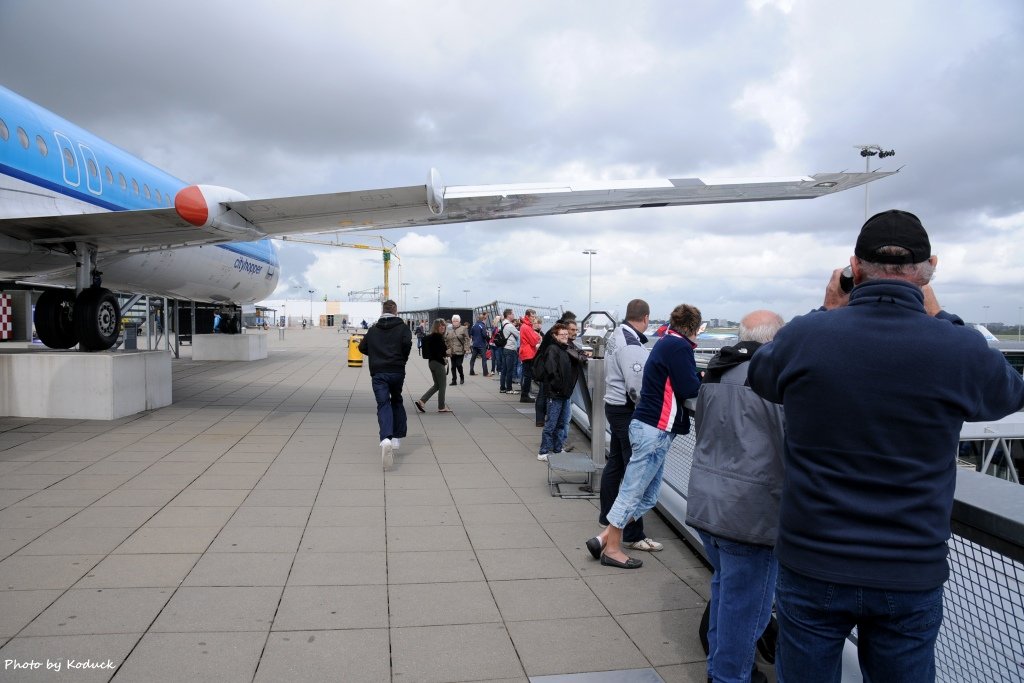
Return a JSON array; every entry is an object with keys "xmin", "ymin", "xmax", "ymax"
[
  {"xmin": 34, "ymin": 289, "xmax": 78, "ymax": 349},
  {"xmin": 74, "ymin": 288, "xmax": 121, "ymax": 351}
]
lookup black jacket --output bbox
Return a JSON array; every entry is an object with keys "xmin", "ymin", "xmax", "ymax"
[
  {"xmin": 536, "ymin": 341, "xmax": 582, "ymax": 399},
  {"xmin": 358, "ymin": 315, "xmax": 412, "ymax": 374},
  {"xmin": 422, "ymin": 333, "xmax": 447, "ymax": 364}
]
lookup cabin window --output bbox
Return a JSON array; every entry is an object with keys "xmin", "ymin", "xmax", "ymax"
[
  {"xmin": 118, "ymin": 173, "xmax": 127, "ymax": 190},
  {"xmin": 105, "ymin": 166, "xmax": 114, "ymax": 184},
  {"xmin": 36, "ymin": 135, "xmax": 49, "ymax": 157},
  {"xmin": 154, "ymin": 188, "xmax": 162, "ymax": 203},
  {"xmin": 0, "ymin": 119, "xmax": 8, "ymax": 142},
  {"xmin": 143, "ymin": 184, "xmax": 151, "ymax": 199},
  {"xmin": 87, "ymin": 159, "xmax": 98, "ymax": 178},
  {"xmin": 166, "ymin": 195, "xmax": 172, "ymax": 207},
  {"xmin": 131, "ymin": 178, "xmax": 139, "ymax": 195},
  {"xmin": 17, "ymin": 127, "xmax": 28, "ymax": 149},
  {"xmin": 62, "ymin": 147, "xmax": 74, "ymax": 166}
]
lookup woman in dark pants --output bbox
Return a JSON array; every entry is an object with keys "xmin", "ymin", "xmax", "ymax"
[{"xmin": 415, "ymin": 319, "xmax": 453, "ymax": 413}]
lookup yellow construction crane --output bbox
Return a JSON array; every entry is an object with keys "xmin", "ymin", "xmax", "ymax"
[{"xmin": 278, "ymin": 234, "xmax": 399, "ymax": 300}]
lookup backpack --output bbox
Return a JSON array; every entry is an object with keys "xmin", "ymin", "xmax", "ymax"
[{"xmin": 492, "ymin": 323, "xmax": 508, "ymax": 348}]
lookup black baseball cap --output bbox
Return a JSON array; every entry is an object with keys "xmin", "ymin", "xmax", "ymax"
[{"xmin": 854, "ymin": 209, "xmax": 931, "ymax": 264}]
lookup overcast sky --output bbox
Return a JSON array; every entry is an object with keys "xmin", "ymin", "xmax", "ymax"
[{"xmin": 2, "ymin": 0, "xmax": 1022, "ymax": 324}]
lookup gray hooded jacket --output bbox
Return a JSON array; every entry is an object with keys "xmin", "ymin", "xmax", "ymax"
[{"xmin": 685, "ymin": 341, "xmax": 785, "ymax": 547}]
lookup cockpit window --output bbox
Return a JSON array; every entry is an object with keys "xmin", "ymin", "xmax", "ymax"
[
  {"xmin": 36, "ymin": 135, "xmax": 49, "ymax": 157},
  {"xmin": 17, "ymin": 127, "xmax": 28, "ymax": 149},
  {"xmin": 0, "ymin": 119, "xmax": 8, "ymax": 142}
]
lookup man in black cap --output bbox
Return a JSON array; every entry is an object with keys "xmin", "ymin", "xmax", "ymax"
[{"xmin": 748, "ymin": 210, "xmax": 1024, "ymax": 683}]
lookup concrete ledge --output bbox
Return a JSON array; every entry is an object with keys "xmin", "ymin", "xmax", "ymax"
[
  {"xmin": 192, "ymin": 333, "xmax": 268, "ymax": 361},
  {"xmin": 0, "ymin": 349, "xmax": 172, "ymax": 419}
]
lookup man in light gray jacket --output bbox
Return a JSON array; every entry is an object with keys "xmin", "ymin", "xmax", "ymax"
[{"xmin": 686, "ymin": 310, "xmax": 785, "ymax": 683}]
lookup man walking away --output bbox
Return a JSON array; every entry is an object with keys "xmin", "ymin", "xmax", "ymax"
[
  {"xmin": 358, "ymin": 300, "xmax": 413, "ymax": 469},
  {"xmin": 748, "ymin": 210, "xmax": 1024, "ymax": 683},
  {"xmin": 469, "ymin": 313, "xmax": 490, "ymax": 376},
  {"xmin": 687, "ymin": 310, "xmax": 786, "ymax": 683}
]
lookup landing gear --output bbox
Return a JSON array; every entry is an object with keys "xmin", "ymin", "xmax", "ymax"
[{"xmin": 33, "ymin": 287, "xmax": 122, "ymax": 351}]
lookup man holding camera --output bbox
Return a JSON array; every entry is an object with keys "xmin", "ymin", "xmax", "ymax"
[{"xmin": 748, "ymin": 210, "xmax": 1024, "ymax": 682}]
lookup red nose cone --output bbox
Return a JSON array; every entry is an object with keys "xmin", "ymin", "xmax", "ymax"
[{"xmin": 175, "ymin": 185, "xmax": 208, "ymax": 226}]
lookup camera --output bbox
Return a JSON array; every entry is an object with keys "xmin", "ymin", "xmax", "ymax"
[{"xmin": 839, "ymin": 266, "xmax": 854, "ymax": 293}]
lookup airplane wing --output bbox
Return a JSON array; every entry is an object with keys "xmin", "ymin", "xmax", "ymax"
[{"xmin": 0, "ymin": 170, "xmax": 893, "ymax": 252}]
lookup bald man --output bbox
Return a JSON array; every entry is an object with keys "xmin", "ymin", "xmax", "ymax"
[{"xmin": 686, "ymin": 310, "xmax": 786, "ymax": 683}]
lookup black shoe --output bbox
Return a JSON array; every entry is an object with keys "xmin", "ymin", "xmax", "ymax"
[
  {"xmin": 600, "ymin": 553, "xmax": 642, "ymax": 569},
  {"xmin": 460, "ymin": 378, "xmax": 464, "ymax": 385},
  {"xmin": 450, "ymin": 382, "xmax": 457, "ymax": 386},
  {"xmin": 585, "ymin": 536, "xmax": 603, "ymax": 560},
  {"xmin": 520, "ymin": 398, "xmax": 534, "ymax": 404},
  {"xmin": 536, "ymin": 421, "xmax": 544, "ymax": 427},
  {"xmin": 469, "ymin": 371, "xmax": 476, "ymax": 376}
]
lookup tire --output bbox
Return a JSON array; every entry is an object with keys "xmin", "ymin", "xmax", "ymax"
[
  {"xmin": 34, "ymin": 289, "xmax": 77, "ymax": 349},
  {"xmin": 74, "ymin": 288, "xmax": 121, "ymax": 351}
]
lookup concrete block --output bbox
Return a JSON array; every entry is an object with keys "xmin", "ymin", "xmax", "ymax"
[
  {"xmin": 0, "ymin": 349, "xmax": 172, "ymax": 419},
  {"xmin": 192, "ymin": 333, "xmax": 268, "ymax": 361}
]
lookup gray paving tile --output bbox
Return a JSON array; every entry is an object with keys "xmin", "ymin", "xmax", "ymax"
[
  {"xmin": 584, "ymin": 569, "xmax": 706, "ymax": 615},
  {"xmin": 209, "ymin": 525, "xmax": 303, "ymax": 553},
  {"xmin": 457, "ymin": 502, "xmax": 538, "ymax": 525},
  {"xmin": 150, "ymin": 586, "xmax": 282, "ymax": 632},
  {"xmin": 183, "ymin": 552, "xmax": 294, "ymax": 586},
  {"xmin": 450, "ymin": 487, "xmax": 523, "ymax": 505},
  {"xmin": 115, "ymin": 526, "xmax": 221, "ymax": 554},
  {"xmin": 58, "ymin": 506, "xmax": 159, "ymax": 528},
  {"xmin": 8, "ymin": 490, "xmax": 105, "ymax": 507},
  {"xmin": 16, "ymin": 526, "xmax": 136, "ymax": 556},
  {"xmin": 0, "ymin": 555, "xmax": 102, "ymax": 590},
  {"xmin": 617, "ymin": 608, "xmax": 708, "ymax": 667},
  {"xmin": 0, "ymin": 528, "xmax": 46, "ymax": 559},
  {"xmin": 307, "ymin": 505, "xmax": 384, "ymax": 528},
  {"xmin": 389, "ymin": 581, "xmax": 501, "ymax": 627},
  {"xmin": 113, "ymin": 631, "xmax": 265, "ymax": 683},
  {"xmin": 382, "ymin": 488, "xmax": 454, "ymax": 507},
  {"xmin": 227, "ymin": 505, "xmax": 311, "ymax": 527},
  {"xmin": 491, "ymin": 577, "xmax": 609, "ymax": 622},
  {"xmin": 386, "ymin": 525, "xmax": 471, "ymax": 552},
  {"xmin": 22, "ymin": 587, "xmax": 173, "ymax": 636},
  {"xmin": 242, "ymin": 489, "xmax": 318, "ymax": 507},
  {"xmin": 287, "ymin": 551, "xmax": 387, "ymax": 586},
  {"xmin": 145, "ymin": 506, "xmax": 236, "ymax": 528},
  {"xmin": 476, "ymin": 547, "xmax": 579, "ymax": 581},
  {"xmin": 0, "ymin": 633, "xmax": 139, "ymax": 683},
  {"xmin": 386, "ymin": 550, "xmax": 485, "ymax": 584},
  {"xmin": 76, "ymin": 553, "xmax": 199, "ymax": 589},
  {"xmin": 391, "ymin": 623, "xmax": 522, "ymax": 683},
  {"xmin": 656, "ymin": 662, "xmax": 712, "ymax": 683},
  {"xmin": 507, "ymin": 616, "xmax": 649, "ymax": 677},
  {"xmin": 168, "ymin": 489, "xmax": 249, "ymax": 507},
  {"xmin": 464, "ymin": 523, "xmax": 555, "ymax": 551},
  {"xmin": 298, "ymin": 526, "xmax": 383, "ymax": 553},
  {"xmin": 0, "ymin": 507, "xmax": 80, "ymax": 529},
  {"xmin": 255, "ymin": 629, "xmax": 389, "ymax": 682},
  {"xmin": 272, "ymin": 584, "xmax": 388, "ymax": 630},
  {"xmin": 0, "ymin": 589, "xmax": 62, "ymax": 638}
]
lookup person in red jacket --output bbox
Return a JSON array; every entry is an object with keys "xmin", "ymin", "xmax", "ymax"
[{"xmin": 518, "ymin": 309, "xmax": 542, "ymax": 403}]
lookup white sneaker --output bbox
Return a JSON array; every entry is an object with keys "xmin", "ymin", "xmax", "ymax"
[
  {"xmin": 391, "ymin": 438, "xmax": 401, "ymax": 451},
  {"xmin": 626, "ymin": 538, "xmax": 663, "ymax": 552},
  {"xmin": 537, "ymin": 452, "xmax": 548, "ymax": 462},
  {"xmin": 380, "ymin": 439, "xmax": 394, "ymax": 469}
]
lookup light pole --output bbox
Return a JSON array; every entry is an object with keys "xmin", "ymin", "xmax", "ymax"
[
  {"xmin": 308, "ymin": 288, "xmax": 315, "ymax": 326},
  {"xmin": 402, "ymin": 282, "xmax": 411, "ymax": 310},
  {"xmin": 854, "ymin": 145, "xmax": 895, "ymax": 220},
  {"xmin": 463, "ymin": 289, "xmax": 471, "ymax": 307},
  {"xmin": 582, "ymin": 249, "xmax": 597, "ymax": 312},
  {"xmin": 437, "ymin": 285, "xmax": 441, "ymax": 308},
  {"xmin": 983, "ymin": 305, "xmax": 990, "ymax": 326}
]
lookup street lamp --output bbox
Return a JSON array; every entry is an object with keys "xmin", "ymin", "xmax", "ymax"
[
  {"xmin": 402, "ymin": 282, "xmax": 411, "ymax": 310},
  {"xmin": 582, "ymin": 249, "xmax": 598, "ymax": 312},
  {"xmin": 308, "ymin": 288, "xmax": 315, "ymax": 326},
  {"xmin": 463, "ymin": 289, "xmax": 471, "ymax": 307},
  {"xmin": 983, "ymin": 305, "xmax": 990, "ymax": 325},
  {"xmin": 437, "ymin": 284, "xmax": 441, "ymax": 308},
  {"xmin": 854, "ymin": 145, "xmax": 895, "ymax": 220}
]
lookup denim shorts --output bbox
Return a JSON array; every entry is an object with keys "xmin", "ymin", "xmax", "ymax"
[{"xmin": 606, "ymin": 420, "xmax": 674, "ymax": 529}]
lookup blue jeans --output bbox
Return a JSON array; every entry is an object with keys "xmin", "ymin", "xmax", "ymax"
[
  {"xmin": 775, "ymin": 564, "xmax": 944, "ymax": 683},
  {"xmin": 540, "ymin": 397, "xmax": 570, "ymax": 453},
  {"xmin": 534, "ymin": 380, "xmax": 548, "ymax": 423},
  {"xmin": 599, "ymin": 403, "xmax": 645, "ymax": 542},
  {"xmin": 699, "ymin": 531, "xmax": 777, "ymax": 683},
  {"xmin": 606, "ymin": 420, "xmax": 674, "ymax": 529},
  {"xmin": 371, "ymin": 372, "xmax": 407, "ymax": 442},
  {"xmin": 469, "ymin": 347, "xmax": 488, "ymax": 374},
  {"xmin": 491, "ymin": 345, "xmax": 503, "ymax": 374},
  {"xmin": 500, "ymin": 348, "xmax": 518, "ymax": 391}
]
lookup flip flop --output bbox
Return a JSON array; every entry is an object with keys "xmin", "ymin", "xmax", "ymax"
[
  {"xmin": 414, "ymin": 400, "xmax": 426, "ymax": 413},
  {"xmin": 438, "ymin": 407, "xmax": 453, "ymax": 413},
  {"xmin": 585, "ymin": 536, "xmax": 604, "ymax": 560},
  {"xmin": 600, "ymin": 553, "xmax": 642, "ymax": 569}
]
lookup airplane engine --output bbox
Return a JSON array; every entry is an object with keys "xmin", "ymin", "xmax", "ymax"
[{"xmin": 174, "ymin": 185, "xmax": 263, "ymax": 240}]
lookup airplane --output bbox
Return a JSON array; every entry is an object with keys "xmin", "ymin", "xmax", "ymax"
[{"xmin": 0, "ymin": 84, "xmax": 894, "ymax": 351}]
